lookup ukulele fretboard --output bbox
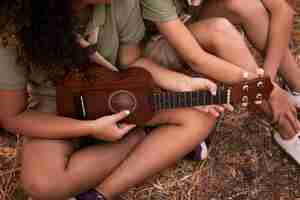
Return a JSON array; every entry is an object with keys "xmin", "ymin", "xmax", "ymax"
[{"xmin": 151, "ymin": 87, "xmax": 228, "ymax": 111}]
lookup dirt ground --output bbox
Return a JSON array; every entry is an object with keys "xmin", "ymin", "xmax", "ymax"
[{"xmin": 0, "ymin": 1, "xmax": 300, "ymax": 200}]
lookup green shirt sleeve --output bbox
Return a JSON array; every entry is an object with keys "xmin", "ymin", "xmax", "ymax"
[
  {"xmin": 0, "ymin": 47, "xmax": 28, "ymax": 91},
  {"xmin": 141, "ymin": 0, "xmax": 178, "ymax": 22},
  {"xmin": 116, "ymin": 0, "xmax": 145, "ymax": 44}
]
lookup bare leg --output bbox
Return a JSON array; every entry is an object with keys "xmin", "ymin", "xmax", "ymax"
[
  {"xmin": 22, "ymin": 109, "xmax": 216, "ymax": 200},
  {"xmin": 198, "ymin": 0, "xmax": 300, "ymax": 92},
  {"xmin": 21, "ymin": 129, "xmax": 145, "ymax": 200},
  {"xmin": 96, "ymin": 108, "xmax": 217, "ymax": 199},
  {"xmin": 146, "ymin": 17, "xmax": 297, "ymax": 140},
  {"xmin": 187, "ymin": 18, "xmax": 258, "ymax": 73},
  {"xmin": 280, "ymin": 50, "xmax": 300, "ymax": 91}
]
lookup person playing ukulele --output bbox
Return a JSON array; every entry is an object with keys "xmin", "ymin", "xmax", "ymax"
[
  {"xmin": 0, "ymin": 0, "xmax": 224, "ymax": 199},
  {"xmin": 141, "ymin": 0, "xmax": 300, "ymax": 165}
]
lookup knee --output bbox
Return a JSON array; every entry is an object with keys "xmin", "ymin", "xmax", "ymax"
[
  {"xmin": 207, "ymin": 18, "xmax": 236, "ymax": 35},
  {"xmin": 205, "ymin": 18, "xmax": 241, "ymax": 46},
  {"xmin": 224, "ymin": 0, "xmax": 266, "ymax": 19},
  {"xmin": 21, "ymin": 171, "xmax": 66, "ymax": 200},
  {"xmin": 223, "ymin": 0, "xmax": 244, "ymax": 14}
]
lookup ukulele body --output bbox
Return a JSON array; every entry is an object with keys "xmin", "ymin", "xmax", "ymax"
[
  {"xmin": 57, "ymin": 64, "xmax": 273, "ymax": 126},
  {"xmin": 56, "ymin": 66, "xmax": 156, "ymax": 125}
]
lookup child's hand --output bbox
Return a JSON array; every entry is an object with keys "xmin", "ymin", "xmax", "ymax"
[
  {"xmin": 186, "ymin": 77, "xmax": 233, "ymax": 117},
  {"xmin": 88, "ymin": 110, "xmax": 136, "ymax": 141}
]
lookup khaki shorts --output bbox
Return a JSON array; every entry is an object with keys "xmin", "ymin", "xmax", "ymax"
[
  {"xmin": 144, "ymin": 35, "xmax": 186, "ymax": 71},
  {"xmin": 143, "ymin": 34, "xmax": 205, "ymax": 78},
  {"xmin": 143, "ymin": 34, "xmax": 224, "ymax": 131}
]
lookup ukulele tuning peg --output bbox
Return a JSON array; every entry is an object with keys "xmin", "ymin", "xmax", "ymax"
[
  {"xmin": 254, "ymin": 93, "xmax": 263, "ymax": 105},
  {"xmin": 242, "ymin": 85, "xmax": 249, "ymax": 92},
  {"xmin": 243, "ymin": 72, "xmax": 249, "ymax": 80},
  {"xmin": 256, "ymin": 68, "xmax": 264, "ymax": 78},
  {"xmin": 241, "ymin": 96, "xmax": 249, "ymax": 107},
  {"xmin": 257, "ymin": 81, "xmax": 264, "ymax": 88}
]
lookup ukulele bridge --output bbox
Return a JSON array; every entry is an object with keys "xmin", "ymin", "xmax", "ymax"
[{"xmin": 80, "ymin": 95, "xmax": 87, "ymax": 119}]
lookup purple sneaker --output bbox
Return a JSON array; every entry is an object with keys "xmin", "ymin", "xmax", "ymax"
[
  {"xmin": 185, "ymin": 142, "xmax": 208, "ymax": 161},
  {"xmin": 75, "ymin": 189, "xmax": 107, "ymax": 200}
]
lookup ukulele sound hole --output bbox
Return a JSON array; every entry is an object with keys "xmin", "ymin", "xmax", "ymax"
[{"xmin": 108, "ymin": 90, "xmax": 137, "ymax": 113}]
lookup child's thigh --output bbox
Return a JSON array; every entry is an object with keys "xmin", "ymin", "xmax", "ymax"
[
  {"xmin": 149, "ymin": 108, "xmax": 217, "ymax": 129},
  {"xmin": 21, "ymin": 137, "xmax": 75, "ymax": 184}
]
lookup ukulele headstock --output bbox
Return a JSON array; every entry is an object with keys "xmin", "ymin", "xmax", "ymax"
[{"xmin": 228, "ymin": 76, "xmax": 273, "ymax": 107}]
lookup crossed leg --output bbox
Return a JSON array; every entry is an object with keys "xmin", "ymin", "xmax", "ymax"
[
  {"xmin": 198, "ymin": 0, "xmax": 300, "ymax": 92},
  {"xmin": 186, "ymin": 17, "xmax": 298, "ymax": 138},
  {"xmin": 21, "ymin": 108, "xmax": 217, "ymax": 200},
  {"xmin": 22, "ymin": 129, "xmax": 146, "ymax": 200},
  {"xmin": 146, "ymin": 17, "xmax": 297, "ymax": 139}
]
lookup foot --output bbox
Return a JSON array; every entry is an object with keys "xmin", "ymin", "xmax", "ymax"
[
  {"xmin": 185, "ymin": 141, "xmax": 208, "ymax": 161},
  {"xmin": 274, "ymin": 131, "xmax": 300, "ymax": 165}
]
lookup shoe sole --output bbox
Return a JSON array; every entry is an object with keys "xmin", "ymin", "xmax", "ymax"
[{"xmin": 273, "ymin": 133, "xmax": 300, "ymax": 165}]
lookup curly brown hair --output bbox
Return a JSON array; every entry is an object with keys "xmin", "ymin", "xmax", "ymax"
[{"xmin": 20, "ymin": 0, "xmax": 88, "ymax": 69}]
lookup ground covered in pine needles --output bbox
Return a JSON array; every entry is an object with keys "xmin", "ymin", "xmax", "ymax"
[{"xmin": 1, "ymin": 1, "xmax": 300, "ymax": 200}]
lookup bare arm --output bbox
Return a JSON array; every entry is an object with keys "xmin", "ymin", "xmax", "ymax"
[
  {"xmin": 0, "ymin": 90, "xmax": 93, "ymax": 138},
  {"xmin": 119, "ymin": 43, "xmax": 217, "ymax": 92},
  {"xmin": 156, "ymin": 19, "xmax": 256, "ymax": 84},
  {"xmin": 0, "ymin": 90, "xmax": 134, "ymax": 141},
  {"xmin": 261, "ymin": 0, "xmax": 294, "ymax": 80}
]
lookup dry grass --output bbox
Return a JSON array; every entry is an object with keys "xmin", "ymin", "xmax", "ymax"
[{"xmin": 1, "ymin": 1, "xmax": 300, "ymax": 200}]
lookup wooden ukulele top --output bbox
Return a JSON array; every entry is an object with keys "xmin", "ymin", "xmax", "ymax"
[{"xmin": 56, "ymin": 65, "xmax": 273, "ymax": 126}]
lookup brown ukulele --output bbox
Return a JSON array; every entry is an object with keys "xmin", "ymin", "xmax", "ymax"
[{"xmin": 56, "ymin": 65, "xmax": 273, "ymax": 126}]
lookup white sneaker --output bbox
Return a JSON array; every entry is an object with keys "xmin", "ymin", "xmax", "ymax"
[
  {"xmin": 274, "ymin": 131, "xmax": 300, "ymax": 165},
  {"xmin": 288, "ymin": 92, "xmax": 300, "ymax": 109}
]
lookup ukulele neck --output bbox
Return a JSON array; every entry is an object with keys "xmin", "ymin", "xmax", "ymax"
[{"xmin": 151, "ymin": 87, "xmax": 229, "ymax": 111}]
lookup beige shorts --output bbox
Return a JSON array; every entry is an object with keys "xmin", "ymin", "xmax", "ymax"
[
  {"xmin": 144, "ymin": 35, "xmax": 186, "ymax": 71},
  {"xmin": 143, "ymin": 35, "xmax": 205, "ymax": 78}
]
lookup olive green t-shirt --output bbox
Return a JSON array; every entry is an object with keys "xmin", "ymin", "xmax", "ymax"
[
  {"xmin": 141, "ymin": 0, "xmax": 204, "ymax": 23},
  {"xmin": 0, "ymin": 0, "xmax": 145, "ymax": 113},
  {"xmin": 141, "ymin": 0, "xmax": 179, "ymax": 23}
]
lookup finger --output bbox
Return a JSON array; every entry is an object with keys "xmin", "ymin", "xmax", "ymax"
[
  {"xmin": 290, "ymin": 102, "xmax": 298, "ymax": 117},
  {"xmin": 272, "ymin": 112, "xmax": 280, "ymax": 124},
  {"xmin": 269, "ymin": 102, "xmax": 280, "ymax": 123},
  {"xmin": 256, "ymin": 68, "xmax": 265, "ymax": 77},
  {"xmin": 242, "ymin": 72, "xmax": 249, "ymax": 80},
  {"xmin": 89, "ymin": 52, "xmax": 119, "ymax": 72},
  {"xmin": 192, "ymin": 78, "xmax": 217, "ymax": 95},
  {"xmin": 116, "ymin": 123, "xmax": 132, "ymax": 129},
  {"xmin": 203, "ymin": 105, "xmax": 222, "ymax": 117},
  {"xmin": 75, "ymin": 34, "xmax": 90, "ymax": 48},
  {"xmin": 117, "ymin": 124, "xmax": 137, "ymax": 136},
  {"xmin": 194, "ymin": 106, "xmax": 209, "ymax": 113},
  {"xmin": 110, "ymin": 110, "xmax": 131, "ymax": 122},
  {"xmin": 285, "ymin": 112, "xmax": 300, "ymax": 133},
  {"xmin": 223, "ymin": 104, "xmax": 234, "ymax": 112},
  {"xmin": 207, "ymin": 108, "xmax": 220, "ymax": 117},
  {"xmin": 213, "ymin": 105, "xmax": 224, "ymax": 113},
  {"xmin": 194, "ymin": 106, "xmax": 219, "ymax": 117}
]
